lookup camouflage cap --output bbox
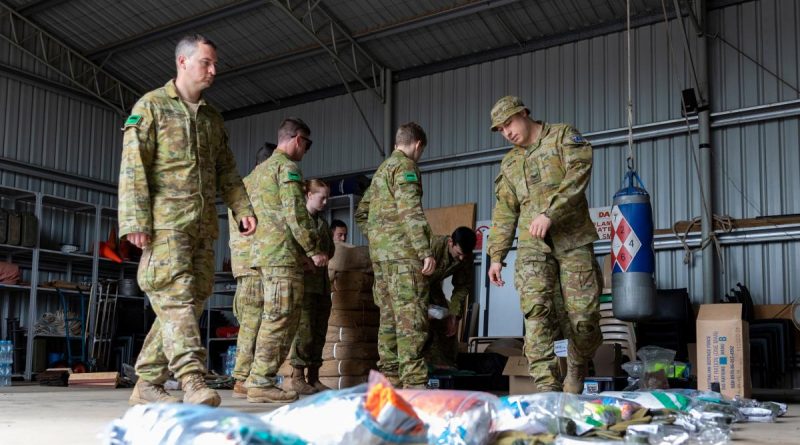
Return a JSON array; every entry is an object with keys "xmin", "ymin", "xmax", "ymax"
[{"xmin": 490, "ymin": 96, "xmax": 529, "ymax": 131}]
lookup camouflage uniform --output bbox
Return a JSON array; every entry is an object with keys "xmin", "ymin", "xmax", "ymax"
[
  {"xmin": 291, "ymin": 215, "xmax": 335, "ymax": 368},
  {"xmin": 228, "ymin": 172, "xmax": 263, "ymax": 382},
  {"xmin": 355, "ymin": 150, "xmax": 432, "ymax": 387},
  {"xmin": 246, "ymin": 151, "xmax": 321, "ymax": 389},
  {"xmin": 119, "ymin": 80, "xmax": 253, "ymax": 383},
  {"xmin": 424, "ymin": 235, "xmax": 474, "ymax": 369},
  {"xmin": 488, "ymin": 99, "xmax": 602, "ymax": 391}
]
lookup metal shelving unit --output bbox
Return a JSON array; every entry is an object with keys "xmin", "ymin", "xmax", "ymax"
[{"xmin": 0, "ymin": 184, "xmax": 138, "ymax": 380}]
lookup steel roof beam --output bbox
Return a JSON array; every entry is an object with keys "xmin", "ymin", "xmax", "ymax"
[
  {"xmin": 0, "ymin": 3, "xmax": 141, "ymax": 115},
  {"xmin": 269, "ymin": 0, "xmax": 385, "ymax": 101},
  {"xmin": 218, "ymin": 0, "xmax": 521, "ymax": 82},
  {"xmin": 87, "ymin": 0, "xmax": 266, "ymax": 61},
  {"xmin": 16, "ymin": 0, "xmax": 70, "ymax": 16}
]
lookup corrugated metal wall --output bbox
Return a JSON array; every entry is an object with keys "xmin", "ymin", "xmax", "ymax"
[
  {"xmin": 1, "ymin": 0, "xmax": 798, "ymax": 309},
  {"xmin": 224, "ymin": 0, "xmax": 800, "ymax": 304}
]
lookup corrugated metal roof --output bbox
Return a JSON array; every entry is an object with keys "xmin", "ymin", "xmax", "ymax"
[{"xmin": 6, "ymin": 0, "xmax": 670, "ymax": 115}]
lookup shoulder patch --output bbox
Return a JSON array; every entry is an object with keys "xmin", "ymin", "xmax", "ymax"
[
  {"xmin": 287, "ymin": 171, "xmax": 302, "ymax": 182},
  {"xmin": 403, "ymin": 171, "xmax": 419, "ymax": 182},
  {"xmin": 570, "ymin": 134, "xmax": 586, "ymax": 144},
  {"xmin": 125, "ymin": 115, "xmax": 143, "ymax": 126}
]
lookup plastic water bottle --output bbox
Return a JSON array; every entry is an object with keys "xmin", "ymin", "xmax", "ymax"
[
  {"xmin": 0, "ymin": 340, "xmax": 11, "ymax": 387},
  {"xmin": 224, "ymin": 345, "xmax": 237, "ymax": 376}
]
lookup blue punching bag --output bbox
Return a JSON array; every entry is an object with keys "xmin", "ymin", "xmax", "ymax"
[{"xmin": 611, "ymin": 170, "xmax": 656, "ymax": 321}]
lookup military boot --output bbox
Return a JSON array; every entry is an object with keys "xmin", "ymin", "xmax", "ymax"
[
  {"xmin": 563, "ymin": 359, "xmax": 588, "ymax": 394},
  {"xmin": 128, "ymin": 379, "xmax": 181, "ymax": 405},
  {"xmin": 247, "ymin": 386, "xmax": 299, "ymax": 403},
  {"xmin": 181, "ymin": 373, "xmax": 221, "ymax": 407},
  {"xmin": 286, "ymin": 366, "xmax": 317, "ymax": 395},
  {"xmin": 307, "ymin": 366, "xmax": 330, "ymax": 392},
  {"xmin": 232, "ymin": 380, "xmax": 247, "ymax": 399}
]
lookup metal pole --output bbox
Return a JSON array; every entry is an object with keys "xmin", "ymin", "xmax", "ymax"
[
  {"xmin": 383, "ymin": 68, "xmax": 393, "ymax": 158},
  {"xmin": 694, "ymin": 0, "xmax": 715, "ymax": 303}
]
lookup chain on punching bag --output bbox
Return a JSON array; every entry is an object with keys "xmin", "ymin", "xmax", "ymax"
[{"xmin": 611, "ymin": 170, "xmax": 657, "ymax": 321}]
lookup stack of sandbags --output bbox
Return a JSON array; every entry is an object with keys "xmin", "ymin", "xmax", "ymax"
[
  {"xmin": 320, "ymin": 263, "xmax": 380, "ymax": 390},
  {"xmin": 278, "ymin": 243, "xmax": 380, "ymax": 389}
]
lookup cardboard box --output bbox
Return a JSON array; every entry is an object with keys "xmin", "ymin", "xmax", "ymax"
[
  {"xmin": 592, "ymin": 343, "xmax": 622, "ymax": 377},
  {"xmin": 696, "ymin": 304, "xmax": 751, "ymax": 399},
  {"xmin": 503, "ymin": 355, "xmax": 566, "ymax": 395}
]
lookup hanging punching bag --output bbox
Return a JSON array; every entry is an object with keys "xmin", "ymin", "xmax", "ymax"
[{"xmin": 611, "ymin": 170, "xmax": 656, "ymax": 321}]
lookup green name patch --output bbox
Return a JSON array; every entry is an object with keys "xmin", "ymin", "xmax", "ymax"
[
  {"xmin": 287, "ymin": 171, "xmax": 301, "ymax": 182},
  {"xmin": 125, "ymin": 115, "xmax": 142, "ymax": 126},
  {"xmin": 403, "ymin": 171, "xmax": 419, "ymax": 182}
]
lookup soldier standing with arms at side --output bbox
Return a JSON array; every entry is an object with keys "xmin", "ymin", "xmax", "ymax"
[
  {"xmin": 119, "ymin": 34, "xmax": 256, "ymax": 407},
  {"xmin": 487, "ymin": 96, "xmax": 602, "ymax": 393},
  {"xmin": 287, "ymin": 179, "xmax": 336, "ymax": 394},
  {"xmin": 355, "ymin": 122, "xmax": 436, "ymax": 389},
  {"xmin": 246, "ymin": 118, "xmax": 328, "ymax": 403},
  {"xmin": 424, "ymin": 227, "xmax": 476, "ymax": 370},
  {"xmin": 229, "ymin": 142, "xmax": 276, "ymax": 399}
]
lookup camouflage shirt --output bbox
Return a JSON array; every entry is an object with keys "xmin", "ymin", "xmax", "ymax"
[
  {"xmin": 228, "ymin": 172, "xmax": 259, "ymax": 278},
  {"xmin": 429, "ymin": 235, "xmax": 474, "ymax": 318},
  {"xmin": 118, "ymin": 79, "xmax": 253, "ymax": 239},
  {"xmin": 248, "ymin": 151, "xmax": 321, "ymax": 268},
  {"xmin": 488, "ymin": 122, "xmax": 598, "ymax": 263},
  {"xmin": 304, "ymin": 214, "xmax": 335, "ymax": 294},
  {"xmin": 355, "ymin": 150, "xmax": 432, "ymax": 262}
]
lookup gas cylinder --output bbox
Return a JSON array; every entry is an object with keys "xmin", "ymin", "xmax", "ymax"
[{"xmin": 611, "ymin": 170, "xmax": 656, "ymax": 321}]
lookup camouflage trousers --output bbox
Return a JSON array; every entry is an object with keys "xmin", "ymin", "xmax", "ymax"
[
  {"xmin": 423, "ymin": 287, "xmax": 458, "ymax": 369},
  {"xmin": 232, "ymin": 275, "xmax": 262, "ymax": 382},
  {"xmin": 246, "ymin": 266, "xmax": 303, "ymax": 389},
  {"xmin": 515, "ymin": 244, "xmax": 602, "ymax": 391},
  {"xmin": 135, "ymin": 230, "xmax": 214, "ymax": 383},
  {"xmin": 373, "ymin": 259, "xmax": 430, "ymax": 387},
  {"xmin": 290, "ymin": 289, "xmax": 332, "ymax": 368}
]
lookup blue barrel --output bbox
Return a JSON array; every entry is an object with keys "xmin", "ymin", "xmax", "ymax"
[{"xmin": 611, "ymin": 171, "xmax": 657, "ymax": 321}]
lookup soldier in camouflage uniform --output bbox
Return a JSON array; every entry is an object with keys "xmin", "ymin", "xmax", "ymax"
[
  {"xmin": 119, "ymin": 35, "xmax": 256, "ymax": 407},
  {"xmin": 229, "ymin": 142, "xmax": 276, "ymax": 399},
  {"xmin": 424, "ymin": 227, "xmax": 476, "ymax": 370},
  {"xmin": 246, "ymin": 117, "xmax": 328, "ymax": 403},
  {"xmin": 355, "ymin": 122, "xmax": 436, "ymax": 389},
  {"xmin": 487, "ymin": 96, "xmax": 602, "ymax": 393},
  {"xmin": 288, "ymin": 179, "xmax": 336, "ymax": 395}
]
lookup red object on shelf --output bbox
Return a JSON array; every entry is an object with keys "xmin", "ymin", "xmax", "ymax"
[
  {"xmin": 216, "ymin": 326, "xmax": 239, "ymax": 338},
  {"xmin": 99, "ymin": 241, "xmax": 123, "ymax": 263}
]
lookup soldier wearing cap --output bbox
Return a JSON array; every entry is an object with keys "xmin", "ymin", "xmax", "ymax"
[{"xmin": 486, "ymin": 96, "xmax": 602, "ymax": 393}]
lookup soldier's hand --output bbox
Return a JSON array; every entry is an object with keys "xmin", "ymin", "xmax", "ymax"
[
  {"xmin": 421, "ymin": 256, "xmax": 436, "ymax": 276},
  {"xmin": 240, "ymin": 216, "xmax": 257, "ymax": 236},
  {"xmin": 312, "ymin": 253, "xmax": 329, "ymax": 267},
  {"xmin": 529, "ymin": 214, "xmax": 552, "ymax": 239},
  {"xmin": 127, "ymin": 232, "xmax": 151, "ymax": 249},
  {"xmin": 488, "ymin": 262, "xmax": 505, "ymax": 286}
]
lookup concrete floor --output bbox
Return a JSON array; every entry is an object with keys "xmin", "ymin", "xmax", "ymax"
[{"xmin": 1, "ymin": 384, "xmax": 798, "ymax": 445}]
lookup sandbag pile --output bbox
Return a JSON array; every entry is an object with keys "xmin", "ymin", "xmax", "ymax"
[{"xmin": 280, "ymin": 243, "xmax": 379, "ymax": 389}]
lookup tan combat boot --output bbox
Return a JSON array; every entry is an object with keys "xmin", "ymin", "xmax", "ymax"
[
  {"xmin": 128, "ymin": 379, "xmax": 181, "ymax": 405},
  {"xmin": 181, "ymin": 373, "xmax": 221, "ymax": 407},
  {"xmin": 563, "ymin": 358, "xmax": 588, "ymax": 394},
  {"xmin": 286, "ymin": 366, "xmax": 317, "ymax": 395},
  {"xmin": 247, "ymin": 386, "xmax": 299, "ymax": 403},
  {"xmin": 232, "ymin": 380, "xmax": 247, "ymax": 399},
  {"xmin": 307, "ymin": 366, "xmax": 330, "ymax": 392}
]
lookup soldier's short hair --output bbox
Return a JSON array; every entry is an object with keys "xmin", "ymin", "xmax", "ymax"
[
  {"xmin": 175, "ymin": 34, "xmax": 217, "ymax": 60},
  {"xmin": 451, "ymin": 226, "xmax": 477, "ymax": 253},
  {"xmin": 278, "ymin": 117, "xmax": 311, "ymax": 143},
  {"xmin": 331, "ymin": 219, "xmax": 347, "ymax": 230},
  {"xmin": 304, "ymin": 178, "xmax": 329, "ymax": 195},
  {"xmin": 256, "ymin": 142, "xmax": 277, "ymax": 166},
  {"xmin": 395, "ymin": 122, "xmax": 427, "ymax": 148}
]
